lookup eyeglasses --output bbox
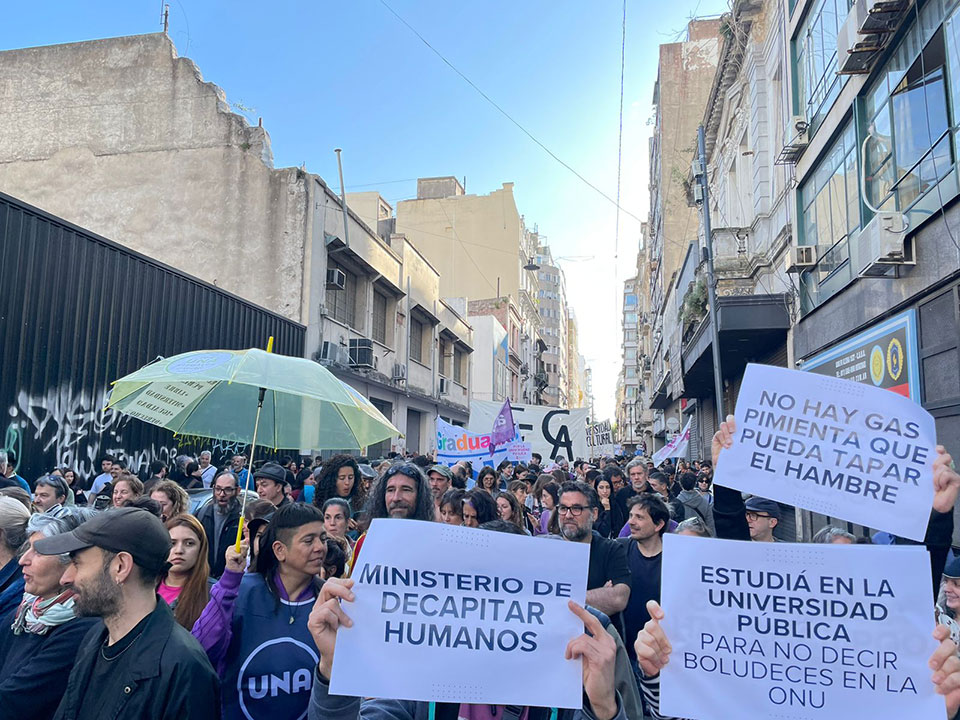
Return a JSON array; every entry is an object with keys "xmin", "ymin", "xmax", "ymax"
[
  {"xmin": 213, "ymin": 487, "xmax": 237, "ymax": 495},
  {"xmin": 745, "ymin": 511, "xmax": 772, "ymax": 521},
  {"xmin": 557, "ymin": 505, "xmax": 588, "ymax": 516}
]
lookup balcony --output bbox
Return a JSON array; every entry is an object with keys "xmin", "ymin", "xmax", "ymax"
[{"xmin": 681, "ymin": 294, "xmax": 791, "ymax": 397}]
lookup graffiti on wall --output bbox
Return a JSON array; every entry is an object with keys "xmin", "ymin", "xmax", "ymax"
[{"xmin": 5, "ymin": 385, "xmax": 182, "ymax": 479}]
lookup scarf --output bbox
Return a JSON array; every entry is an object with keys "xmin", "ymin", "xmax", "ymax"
[{"xmin": 11, "ymin": 590, "xmax": 77, "ymax": 636}]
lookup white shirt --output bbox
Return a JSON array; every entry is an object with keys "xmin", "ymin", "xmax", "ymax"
[
  {"xmin": 89, "ymin": 472, "xmax": 112, "ymax": 494},
  {"xmin": 200, "ymin": 464, "xmax": 217, "ymax": 488}
]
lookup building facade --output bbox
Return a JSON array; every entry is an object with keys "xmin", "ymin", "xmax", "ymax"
[
  {"xmin": 642, "ymin": 18, "xmax": 723, "ymax": 455},
  {"xmin": 0, "ymin": 32, "xmax": 472, "ymax": 455},
  {"xmin": 535, "ymin": 243, "xmax": 570, "ymax": 406}
]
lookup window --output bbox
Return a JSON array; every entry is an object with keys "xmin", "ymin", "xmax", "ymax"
[
  {"xmin": 624, "ymin": 293, "xmax": 638, "ymax": 307},
  {"xmin": 625, "ymin": 366, "xmax": 637, "ymax": 379},
  {"xmin": 439, "ymin": 338, "xmax": 450, "ymax": 377},
  {"xmin": 865, "ymin": 25, "xmax": 952, "ymax": 213},
  {"xmin": 799, "ymin": 121, "xmax": 860, "ymax": 283},
  {"xmin": 795, "ymin": 0, "xmax": 851, "ymax": 130},
  {"xmin": 410, "ymin": 317, "xmax": 424, "ymax": 364},
  {"xmin": 325, "ymin": 261, "xmax": 358, "ymax": 328},
  {"xmin": 372, "ymin": 290, "xmax": 388, "ymax": 345},
  {"xmin": 454, "ymin": 349, "xmax": 464, "ymax": 384}
]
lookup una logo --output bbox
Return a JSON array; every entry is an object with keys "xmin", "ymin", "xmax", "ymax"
[
  {"xmin": 167, "ymin": 351, "xmax": 233, "ymax": 375},
  {"xmin": 237, "ymin": 638, "xmax": 318, "ymax": 720}
]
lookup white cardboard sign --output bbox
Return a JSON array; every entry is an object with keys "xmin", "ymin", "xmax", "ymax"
[
  {"xmin": 715, "ymin": 363, "xmax": 936, "ymax": 541},
  {"xmin": 330, "ymin": 519, "xmax": 589, "ymax": 708},
  {"xmin": 659, "ymin": 534, "xmax": 941, "ymax": 720}
]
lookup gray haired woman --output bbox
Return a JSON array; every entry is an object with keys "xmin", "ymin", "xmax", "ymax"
[{"xmin": 0, "ymin": 508, "xmax": 101, "ymax": 720}]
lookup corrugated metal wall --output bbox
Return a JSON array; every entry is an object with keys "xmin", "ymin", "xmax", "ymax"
[{"xmin": 0, "ymin": 192, "xmax": 305, "ymax": 483}]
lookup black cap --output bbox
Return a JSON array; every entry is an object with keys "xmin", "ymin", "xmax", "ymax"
[
  {"xmin": 745, "ymin": 496, "xmax": 781, "ymax": 519},
  {"xmin": 944, "ymin": 557, "xmax": 960, "ymax": 578},
  {"xmin": 34, "ymin": 507, "xmax": 171, "ymax": 573},
  {"xmin": 254, "ymin": 462, "xmax": 288, "ymax": 485}
]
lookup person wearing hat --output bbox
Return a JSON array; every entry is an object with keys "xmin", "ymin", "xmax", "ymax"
[
  {"xmin": 426, "ymin": 464, "xmax": 453, "ymax": 519},
  {"xmin": 743, "ymin": 496, "xmax": 781, "ymax": 542},
  {"xmin": 34, "ymin": 507, "xmax": 219, "ymax": 720},
  {"xmin": 255, "ymin": 461, "xmax": 292, "ymax": 508},
  {"xmin": 937, "ymin": 557, "xmax": 960, "ymax": 650}
]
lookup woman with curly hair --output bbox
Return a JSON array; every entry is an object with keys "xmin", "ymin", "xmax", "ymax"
[{"xmin": 312, "ymin": 455, "xmax": 362, "ymax": 532}]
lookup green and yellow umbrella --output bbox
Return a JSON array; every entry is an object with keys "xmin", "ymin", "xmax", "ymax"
[{"xmin": 107, "ymin": 340, "xmax": 399, "ymax": 547}]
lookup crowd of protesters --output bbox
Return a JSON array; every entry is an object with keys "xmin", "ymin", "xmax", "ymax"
[{"xmin": 0, "ymin": 435, "xmax": 957, "ymax": 719}]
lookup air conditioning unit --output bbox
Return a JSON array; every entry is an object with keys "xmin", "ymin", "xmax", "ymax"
[
  {"xmin": 348, "ymin": 338, "xmax": 374, "ymax": 369},
  {"xmin": 326, "ymin": 268, "xmax": 346, "ymax": 290},
  {"xmin": 775, "ymin": 117, "xmax": 812, "ymax": 165},
  {"xmin": 837, "ymin": 0, "xmax": 912, "ymax": 75},
  {"xmin": 785, "ymin": 245, "xmax": 819, "ymax": 273},
  {"xmin": 319, "ymin": 341, "xmax": 348, "ymax": 365},
  {"xmin": 857, "ymin": 211, "xmax": 914, "ymax": 277},
  {"xmin": 392, "ymin": 363, "xmax": 407, "ymax": 383},
  {"xmin": 439, "ymin": 377, "xmax": 449, "ymax": 396}
]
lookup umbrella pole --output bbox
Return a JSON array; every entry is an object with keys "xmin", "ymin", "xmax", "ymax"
[{"xmin": 235, "ymin": 387, "xmax": 267, "ymax": 552}]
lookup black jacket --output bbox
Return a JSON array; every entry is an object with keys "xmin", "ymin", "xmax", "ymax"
[
  {"xmin": 197, "ymin": 500, "xmax": 241, "ymax": 578},
  {"xmin": 0, "ymin": 612, "xmax": 100, "ymax": 720},
  {"xmin": 53, "ymin": 598, "xmax": 220, "ymax": 720}
]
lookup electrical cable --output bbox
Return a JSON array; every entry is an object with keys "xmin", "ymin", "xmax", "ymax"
[
  {"xmin": 614, "ymin": 0, "xmax": 627, "ymax": 330},
  {"xmin": 378, "ymin": 0, "xmax": 644, "ymax": 223}
]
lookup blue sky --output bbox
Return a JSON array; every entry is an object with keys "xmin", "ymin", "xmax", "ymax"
[{"xmin": 0, "ymin": 0, "xmax": 729, "ymax": 420}]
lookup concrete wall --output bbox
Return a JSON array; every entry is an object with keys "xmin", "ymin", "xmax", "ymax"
[
  {"xmin": 0, "ymin": 33, "xmax": 307, "ymax": 321},
  {"xmin": 396, "ymin": 182, "xmax": 522, "ymax": 301},
  {"xmin": 469, "ymin": 315, "xmax": 507, "ymax": 402}
]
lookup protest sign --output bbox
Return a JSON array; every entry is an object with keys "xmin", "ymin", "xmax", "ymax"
[
  {"xmin": 506, "ymin": 440, "xmax": 532, "ymax": 464},
  {"xmin": 651, "ymin": 418, "xmax": 692, "ymax": 465},
  {"xmin": 436, "ymin": 418, "xmax": 515, "ymax": 471},
  {"xmin": 330, "ymin": 519, "xmax": 589, "ymax": 707},
  {"xmin": 469, "ymin": 401, "xmax": 588, "ymax": 461},
  {"xmin": 714, "ymin": 363, "xmax": 936, "ymax": 541},
  {"xmin": 587, "ymin": 421, "xmax": 615, "ymax": 458},
  {"xmin": 659, "ymin": 534, "xmax": 941, "ymax": 720}
]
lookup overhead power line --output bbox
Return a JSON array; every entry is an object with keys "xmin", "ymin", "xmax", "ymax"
[{"xmin": 378, "ymin": 0, "xmax": 644, "ymax": 223}]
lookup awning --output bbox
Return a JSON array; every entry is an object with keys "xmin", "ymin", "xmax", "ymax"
[{"xmin": 682, "ymin": 294, "xmax": 791, "ymax": 397}]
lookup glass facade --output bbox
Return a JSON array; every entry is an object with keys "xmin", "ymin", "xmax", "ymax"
[{"xmin": 798, "ymin": 0, "xmax": 960, "ymax": 313}]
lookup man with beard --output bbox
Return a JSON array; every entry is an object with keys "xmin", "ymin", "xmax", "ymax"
[
  {"xmin": 34, "ymin": 507, "xmax": 218, "ymax": 719},
  {"xmin": 426, "ymin": 465, "xmax": 453, "ymax": 519},
  {"xmin": 197, "ymin": 470, "xmax": 242, "ymax": 578},
  {"xmin": 557, "ymin": 481, "xmax": 631, "ymax": 638},
  {"xmin": 349, "ymin": 463, "xmax": 436, "ymax": 573},
  {"xmin": 617, "ymin": 493, "xmax": 670, "ymax": 673},
  {"xmin": 193, "ymin": 503, "xmax": 326, "ymax": 720}
]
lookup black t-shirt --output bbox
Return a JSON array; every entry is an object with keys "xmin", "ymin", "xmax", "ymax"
[
  {"xmin": 76, "ymin": 613, "xmax": 151, "ymax": 720},
  {"xmin": 621, "ymin": 539, "xmax": 663, "ymax": 660},
  {"xmin": 587, "ymin": 531, "xmax": 632, "ymax": 635}
]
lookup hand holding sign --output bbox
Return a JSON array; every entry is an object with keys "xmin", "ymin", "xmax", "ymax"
[
  {"xmin": 714, "ymin": 364, "xmax": 939, "ymax": 540},
  {"xmin": 309, "ymin": 578, "xmax": 355, "ymax": 681},
  {"xmin": 714, "ymin": 415, "xmax": 960, "ymax": 526},
  {"xmin": 932, "ymin": 446, "xmax": 960, "ymax": 513},
  {"xmin": 564, "ymin": 601, "xmax": 618, "ymax": 720},
  {"xmin": 640, "ymin": 590, "xmax": 960, "ymax": 720}
]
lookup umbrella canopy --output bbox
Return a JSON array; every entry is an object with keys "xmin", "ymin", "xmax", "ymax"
[{"xmin": 107, "ymin": 348, "xmax": 399, "ymax": 450}]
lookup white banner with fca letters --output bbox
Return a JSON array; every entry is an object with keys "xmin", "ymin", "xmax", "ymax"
[
  {"xmin": 714, "ymin": 363, "xmax": 936, "ymax": 541},
  {"xmin": 330, "ymin": 519, "xmax": 589, "ymax": 707},
  {"xmin": 468, "ymin": 401, "xmax": 588, "ymax": 462},
  {"xmin": 659, "ymin": 534, "xmax": 941, "ymax": 720}
]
